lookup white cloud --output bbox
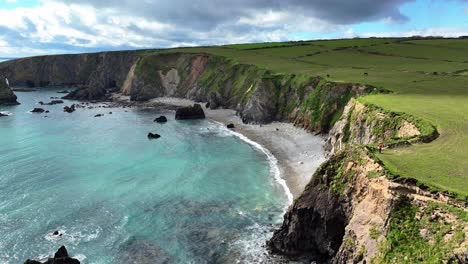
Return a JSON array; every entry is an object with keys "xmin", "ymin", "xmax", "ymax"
[
  {"xmin": 343, "ymin": 28, "xmax": 358, "ymax": 38},
  {"xmin": 361, "ymin": 27, "xmax": 468, "ymax": 38}
]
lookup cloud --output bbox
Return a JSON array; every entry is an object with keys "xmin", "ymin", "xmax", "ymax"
[
  {"xmin": 360, "ymin": 27, "xmax": 468, "ymax": 38},
  {"xmin": 0, "ymin": 0, "xmax": 466, "ymax": 57}
]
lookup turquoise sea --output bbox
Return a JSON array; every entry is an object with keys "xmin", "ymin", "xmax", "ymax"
[{"xmin": 0, "ymin": 89, "xmax": 289, "ymax": 263}]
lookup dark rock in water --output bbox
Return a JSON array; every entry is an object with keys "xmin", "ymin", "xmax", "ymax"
[
  {"xmin": 24, "ymin": 246, "xmax": 80, "ymax": 264},
  {"xmin": 0, "ymin": 112, "xmax": 7, "ymax": 117},
  {"xmin": 57, "ymin": 90, "xmax": 69, "ymax": 94},
  {"xmin": 31, "ymin": 108, "xmax": 45, "ymax": 113},
  {"xmin": 63, "ymin": 105, "xmax": 76, "ymax": 113},
  {"xmin": 154, "ymin": 116, "xmax": 167, "ymax": 123},
  {"xmin": 227, "ymin": 123, "xmax": 235, "ymax": 129},
  {"xmin": 45, "ymin": 110, "xmax": 50, "ymax": 113},
  {"xmin": 43, "ymin": 100, "xmax": 64, "ymax": 105},
  {"xmin": 53, "ymin": 230, "xmax": 59, "ymax": 236},
  {"xmin": 175, "ymin": 104, "xmax": 205, "ymax": 120},
  {"xmin": 147, "ymin": 132, "xmax": 161, "ymax": 139},
  {"xmin": 38, "ymin": 101, "xmax": 44, "ymax": 105},
  {"xmin": 94, "ymin": 114, "xmax": 103, "ymax": 117},
  {"xmin": 108, "ymin": 112, "xmax": 112, "ymax": 114},
  {"xmin": 205, "ymin": 102, "xmax": 210, "ymax": 108},
  {"xmin": 54, "ymin": 246, "xmax": 69, "ymax": 258}
]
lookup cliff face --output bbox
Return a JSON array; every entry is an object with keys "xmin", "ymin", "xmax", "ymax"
[
  {"xmin": 122, "ymin": 52, "xmax": 374, "ymax": 131},
  {"xmin": 268, "ymin": 148, "xmax": 467, "ymax": 263},
  {"xmin": 268, "ymin": 148, "xmax": 394, "ymax": 262},
  {"xmin": 0, "ymin": 51, "xmax": 139, "ymax": 100},
  {"xmin": 0, "ymin": 51, "xmax": 374, "ymax": 130},
  {"xmin": 325, "ymin": 98, "xmax": 438, "ymax": 154},
  {"xmin": 0, "ymin": 77, "xmax": 18, "ymax": 105}
]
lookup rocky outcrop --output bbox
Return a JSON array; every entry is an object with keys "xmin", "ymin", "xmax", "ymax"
[
  {"xmin": 147, "ymin": 132, "xmax": 161, "ymax": 139},
  {"xmin": 25, "ymin": 246, "xmax": 80, "ymax": 264},
  {"xmin": 30, "ymin": 108, "xmax": 45, "ymax": 113},
  {"xmin": 63, "ymin": 105, "xmax": 76, "ymax": 113},
  {"xmin": 0, "ymin": 77, "xmax": 19, "ymax": 105},
  {"xmin": 268, "ymin": 148, "xmax": 467, "ymax": 263},
  {"xmin": 175, "ymin": 104, "xmax": 205, "ymax": 120},
  {"xmin": 326, "ymin": 98, "xmax": 438, "ymax": 154},
  {"xmin": 39, "ymin": 100, "xmax": 64, "ymax": 105},
  {"xmin": 154, "ymin": 116, "xmax": 167, "ymax": 123}
]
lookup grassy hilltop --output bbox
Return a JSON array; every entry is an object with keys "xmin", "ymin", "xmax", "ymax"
[{"xmin": 156, "ymin": 37, "xmax": 468, "ymax": 198}]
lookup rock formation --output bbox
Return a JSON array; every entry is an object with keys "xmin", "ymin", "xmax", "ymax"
[
  {"xmin": 154, "ymin": 116, "xmax": 168, "ymax": 123},
  {"xmin": 175, "ymin": 104, "xmax": 205, "ymax": 120},
  {"xmin": 63, "ymin": 105, "xmax": 76, "ymax": 113},
  {"xmin": 30, "ymin": 108, "xmax": 45, "ymax": 113},
  {"xmin": 0, "ymin": 76, "xmax": 19, "ymax": 105},
  {"xmin": 147, "ymin": 132, "xmax": 161, "ymax": 139},
  {"xmin": 24, "ymin": 246, "xmax": 80, "ymax": 264}
]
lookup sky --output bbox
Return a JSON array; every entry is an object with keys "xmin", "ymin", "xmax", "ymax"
[{"xmin": 0, "ymin": 0, "xmax": 466, "ymax": 58}]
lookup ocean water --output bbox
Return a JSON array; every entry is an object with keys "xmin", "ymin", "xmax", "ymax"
[{"xmin": 0, "ymin": 89, "xmax": 289, "ymax": 263}]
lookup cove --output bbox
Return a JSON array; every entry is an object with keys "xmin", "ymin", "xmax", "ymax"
[{"xmin": 0, "ymin": 89, "xmax": 289, "ymax": 263}]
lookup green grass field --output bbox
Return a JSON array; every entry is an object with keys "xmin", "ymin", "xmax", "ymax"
[{"xmin": 164, "ymin": 38, "xmax": 468, "ymax": 197}]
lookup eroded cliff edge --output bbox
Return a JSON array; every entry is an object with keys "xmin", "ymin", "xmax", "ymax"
[{"xmin": 1, "ymin": 51, "xmax": 465, "ymax": 263}]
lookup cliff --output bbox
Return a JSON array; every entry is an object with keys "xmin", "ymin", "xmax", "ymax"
[
  {"xmin": 326, "ymin": 98, "xmax": 438, "ymax": 154},
  {"xmin": 0, "ymin": 51, "xmax": 139, "ymax": 100},
  {"xmin": 0, "ymin": 77, "xmax": 18, "ymax": 105},
  {"xmin": 268, "ymin": 147, "xmax": 467, "ymax": 263},
  {"xmin": 0, "ymin": 52, "xmax": 374, "ymax": 132}
]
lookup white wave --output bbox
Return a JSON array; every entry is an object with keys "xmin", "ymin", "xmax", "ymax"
[
  {"xmin": 74, "ymin": 254, "xmax": 87, "ymax": 262},
  {"xmin": 0, "ymin": 111, "xmax": 12, "ymax": 116},
  {"xmin": 211, "ymin": 121, "xmax": 294, "ymax": 205},
  {"xmin": 44, "ymin": 226, "xmax": 101, "ymax": 244}
]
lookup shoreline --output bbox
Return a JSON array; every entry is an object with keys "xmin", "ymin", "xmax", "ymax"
[{"xmin": 114, "ymin": 95, "xmax": 327, "ymax": 199}]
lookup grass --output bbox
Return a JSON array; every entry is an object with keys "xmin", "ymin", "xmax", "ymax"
[
  {"xmin": 373, "ymin": 196, "xmax": 467, "ymax": 263},
  {"xmin": 155, "ymin": 37, "xmax": 468, "ymax": 197}
]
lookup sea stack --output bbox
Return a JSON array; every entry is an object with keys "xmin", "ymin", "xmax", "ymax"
[
  {"xmin": 0, "ymin": 77, "xmax": 19, "ymax": 105},
  {"xmin": 175, "ymin": 104, "xmax": 205, "ymax": 120},
  {"xmin": 24, "ymin": 246, "xmax": 80, "ymax": 264}
]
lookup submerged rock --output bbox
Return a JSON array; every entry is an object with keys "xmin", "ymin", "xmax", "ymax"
[
  {"xmin": 175, "ymin": 104, "xmax": 205, "ymax": 120},
  {"xmin": 154, "ymin": 116, "xmax": 168, "ymax": 123},
  {"xmin": 57, "ymin": 90, "xmax": 69, "ymax": 94},
  {"xmin": 94, "ymin": 114, "xmax": 104, "ymax": 117},
  {"xmin": 147, "ymin": 132, "xmax": 161, "ymax": 139},
  {"xmin": 30, "ymin": 108, "xmax": 45, "ymax": 113},
  {"xmin": 24, "ymin": 246, "xmax": 80, "ymax": 264},
  {"xmin": 119, "ymin": 237, "xmax": 173, "ymax": 264}
]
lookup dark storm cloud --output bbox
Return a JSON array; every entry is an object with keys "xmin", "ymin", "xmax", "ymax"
[{"xmin": 60, "ymin": 0, "xmax": 411, "ymax": 29}]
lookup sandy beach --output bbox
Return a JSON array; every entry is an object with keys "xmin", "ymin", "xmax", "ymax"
[{"xmin": 114, "ymin": 96, "xmax": 327, "ymax": 199}]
